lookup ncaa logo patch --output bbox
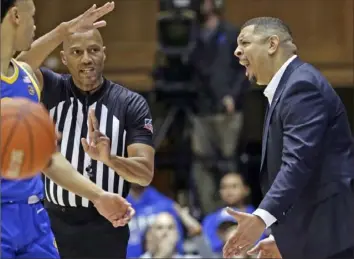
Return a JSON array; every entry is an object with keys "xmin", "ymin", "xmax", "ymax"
[{"xmin": 144, "ymin": 118, "xmax": 153, "ymax": 133}]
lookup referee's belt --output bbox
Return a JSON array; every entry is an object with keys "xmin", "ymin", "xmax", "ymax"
[{"xmin": 44, "ymin": 200, "xmax": 103, "ymax": 222}]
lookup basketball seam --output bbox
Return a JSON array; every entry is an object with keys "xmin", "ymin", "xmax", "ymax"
[{"xmin": 22, "ymin": 118, "xmax": 34, "ymax": 173}]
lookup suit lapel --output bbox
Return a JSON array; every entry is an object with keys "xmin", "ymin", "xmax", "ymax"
[{"xmin": 260, "ymin": 57, "xmax": 304, "ymax": 172}]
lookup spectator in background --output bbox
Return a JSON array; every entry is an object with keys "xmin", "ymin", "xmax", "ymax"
[
  {"xmin": 202, "ymin": 172, "xmax": 261, "ymax": 253},
  {"xmin": 126, "ymin": 184, "xmax": 184, "ymax": 258},
  {"xmin": 190, "ymin": 0, "xmax": 249, "ymax": 215},
  {"xmin": 140, "ymin": 212, "xmax": 182, "ymax": 258}
]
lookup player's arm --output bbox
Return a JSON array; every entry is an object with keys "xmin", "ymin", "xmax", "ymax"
[
  {"xmin": 257, "ymin": 81, "xmax": 328, "ymax": 225},
  {"xmin": 104, "ymin": 95, "xmax": 154, "ymax": 186},
  {"xmin": 16, "ymin": 24, "xmax": 68, "ymax": 91},
  {"xmin": 15, "ymin": 2, "xmax": 115, "ymax": 90},
  {"xmin": 43, "ymin": 152, "xmax": 104, "ymax": 202}
]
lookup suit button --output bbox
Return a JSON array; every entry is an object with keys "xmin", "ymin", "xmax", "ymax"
[{"xmin": 283, "ymin": 212, "xmax": 286, "ymax": 216}]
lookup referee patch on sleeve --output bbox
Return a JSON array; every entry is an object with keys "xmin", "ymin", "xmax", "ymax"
[{"xmin": 143, "ymin": 118, "xmax": 153, "ymax": 133}]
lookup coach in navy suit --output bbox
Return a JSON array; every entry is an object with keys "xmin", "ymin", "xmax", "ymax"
[{"xmin": 223, "ymin": 17, "xmax": 354, "ymax": 258}]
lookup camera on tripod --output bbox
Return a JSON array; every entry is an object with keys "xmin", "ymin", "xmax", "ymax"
[
  {"xmin": 152, "ymin": 0, "xmax": 224, "ymax": 148},
  {"xmin": 153, "ymin": 0, "xmax": 200, "ymax": 92}
]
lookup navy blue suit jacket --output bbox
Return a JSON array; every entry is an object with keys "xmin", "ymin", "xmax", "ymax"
[{"xmin": 259, "ymin": 57, "xmax": 354, "ymax": 258}]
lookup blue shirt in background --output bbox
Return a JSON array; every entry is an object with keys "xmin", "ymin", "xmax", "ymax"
[{"xmin": 126, "ymin": 187, "xmax": 184, "ymax": 258}]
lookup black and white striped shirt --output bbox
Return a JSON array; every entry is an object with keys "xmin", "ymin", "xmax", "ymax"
[{"xmin": 40, "ymin": 68, "xmax": 153, "ymax": 208}]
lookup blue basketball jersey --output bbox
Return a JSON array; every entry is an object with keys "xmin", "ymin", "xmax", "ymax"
[{"xmin": 1, "ymin": 59, "xmax": 44, "ymax": 203}]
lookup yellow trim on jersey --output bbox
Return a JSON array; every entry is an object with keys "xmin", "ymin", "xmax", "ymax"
[
  {"xmin": 1, "ymin": 60, "xmax": 19, "ymax": 84},
  {"xmin": 12, "ymin": 59, "xmax": 41, "ymax": 101}
]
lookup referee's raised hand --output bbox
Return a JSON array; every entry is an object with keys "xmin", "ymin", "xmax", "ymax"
[{"xmin": 93, "ymin": 191, "xmax": 134, "ymax": 227}]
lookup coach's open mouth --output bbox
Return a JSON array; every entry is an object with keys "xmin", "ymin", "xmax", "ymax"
[{"xmin": 240, "ymin": 60, "xmax": 250, "ymax": 77}]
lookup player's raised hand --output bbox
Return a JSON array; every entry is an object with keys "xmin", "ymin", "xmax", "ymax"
[
  {"xmin": 93, "ymin": 191, "xmax": 132, "ymax": 227},
  {"xmin": 63, "ymin": 2, "xmax": 115, "ymax": 34}
]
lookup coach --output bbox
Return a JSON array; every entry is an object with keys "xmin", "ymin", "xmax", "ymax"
[
  {"xmin": 17, "ymin": 4, "xmax": 155, "ymax": 258},
  {"xmin": 222, "ymin": 17, "xmax": 354, "ymax": 259}
]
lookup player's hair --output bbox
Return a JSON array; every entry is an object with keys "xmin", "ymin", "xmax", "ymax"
[
  {"xmin": 1, "ymin": 0, "xmax": 17, "ymax": 23},
  {"xmin": 241, "ymin": 16, "xmax": 293, "ymax": 41}
]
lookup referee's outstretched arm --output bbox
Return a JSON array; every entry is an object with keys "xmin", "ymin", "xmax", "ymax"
[
  {"xmin": 104, "ymin": 143, "xmax": 154, "ymax": 186},
  {"xmin": 82, "ymin": 98, "xmax": 155, "ymax": 186}
]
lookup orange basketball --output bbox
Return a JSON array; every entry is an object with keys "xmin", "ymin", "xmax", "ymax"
[{"xmin": 1, "ymin": 98, "xmax": 57, "ymax": 179}]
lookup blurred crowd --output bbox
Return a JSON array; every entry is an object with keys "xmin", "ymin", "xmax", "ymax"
[{"xmin": 126, "ymin": 173, "xmax": 270, "ymax": 258}]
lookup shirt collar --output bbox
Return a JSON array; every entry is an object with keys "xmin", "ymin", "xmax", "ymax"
[{"xmin": 264, "ymin": 55, "xmax": 297, "ymax": 104}]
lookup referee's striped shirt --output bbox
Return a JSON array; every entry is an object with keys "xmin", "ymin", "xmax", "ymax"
[{"xmin": 40, "ymin": 67, "xmax": 153, "ymax": 208}]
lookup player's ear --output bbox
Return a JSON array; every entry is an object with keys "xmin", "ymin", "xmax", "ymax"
[
  {"xmin": 103, "ymin": 46, "xmax": 106, "ymax": 62},
  {"xmin": 60, "ymin": 51, "xmax": 67, "ymax": 66},
  {"xmin": 9, "ymin": 7, "xmax": 20, "ymax": 26}
]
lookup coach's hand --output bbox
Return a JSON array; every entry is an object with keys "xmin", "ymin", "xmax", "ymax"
[
  {"xmin": 247, "ymin": 236, "xmax": 282, "ymax": 258},
  {"xmin": 62, "ymin": 2, "xmax": 115, "ymax": 34},
  {"xmin": 223, "ymin": 207, "xmax": 266, "ymax": 258},
  {"xmin": 81, "ymin": 109, "xmax": 111, "ymax": 163},
  {"xmin": 93, "ymin": 191, "xmax": 132, "ymax": 227}
]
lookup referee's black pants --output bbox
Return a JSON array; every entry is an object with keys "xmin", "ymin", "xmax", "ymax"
[{"xmin": 44, "ymin": 201, "xmax": 130, "ymax": 258}]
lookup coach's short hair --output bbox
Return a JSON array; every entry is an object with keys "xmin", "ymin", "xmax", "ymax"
[
  {"xmin": 1, "ymin": 0, "xmax": 17, "ymax": 23},
  {"xmin": 241, "ymin": 17, "xmax": 293, "ymax": 40}
]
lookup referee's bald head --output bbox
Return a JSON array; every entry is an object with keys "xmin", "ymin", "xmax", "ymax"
[{"xmin": 62, "ymin": 29, "xmax": 104, "ymax": 51}]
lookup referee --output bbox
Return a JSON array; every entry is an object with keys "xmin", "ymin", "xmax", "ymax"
[{"xmin": 17, "ymin": 8, "xmax": 155, "ymax": 259}]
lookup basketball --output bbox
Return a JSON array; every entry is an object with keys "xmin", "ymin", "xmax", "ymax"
[{"xmin": 1, "ymin": 98, "xmax": 57, "ymax": 179}]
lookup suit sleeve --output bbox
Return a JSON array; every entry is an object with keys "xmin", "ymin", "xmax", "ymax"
[
  {"xmin": 125, "ymin": 94, "xmax": 154, "ymax": 147},
  {"xmin": 258, "ymin": 81, "xmax": 329, "ymax": 223}
]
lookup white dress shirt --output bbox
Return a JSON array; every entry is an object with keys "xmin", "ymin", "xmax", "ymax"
[{"xmin": 253, "ymin": 55, "xmax": 298, "ymax": 228}]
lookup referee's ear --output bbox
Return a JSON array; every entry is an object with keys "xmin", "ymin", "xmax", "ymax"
[
  {"xmin": 60, "ymin": 50, "xmax": 67, "ymax": 66},
  {"xmin": 102, "ymin": 46, "xmax": 106, "ymax": 62}
]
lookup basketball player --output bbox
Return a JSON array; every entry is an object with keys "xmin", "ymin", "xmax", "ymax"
[{"xmin": 1, "ymin": 1, "xmax": 133, "ymax": 258}]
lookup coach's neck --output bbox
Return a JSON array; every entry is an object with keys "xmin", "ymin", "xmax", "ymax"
[{"xmin": 266, "ymin": 49, "xmax": 296, "ymax": 84}]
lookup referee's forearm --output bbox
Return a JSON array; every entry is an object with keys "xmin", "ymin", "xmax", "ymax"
[
  {"xmin": 43, "ymin": 152, "xmax": 104, "ymax": 202},
  {"xmin": 105, "ymin": 156, "xmax": 153, "ymax": 186}
]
